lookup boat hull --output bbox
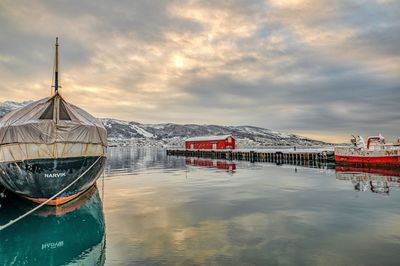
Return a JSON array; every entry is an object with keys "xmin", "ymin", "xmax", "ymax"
[
  {"xmin": 335, "ymin": 146, "xmax": 400, "ymax": 166},
  {"xmin": 0, "ymin": 156, "xmax": 106, "ymax": 205},
  {"xmin": 335, "ymin": 155, "xmax": 400, "ymax": 164}
]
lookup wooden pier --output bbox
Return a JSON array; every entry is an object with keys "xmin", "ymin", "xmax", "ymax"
[{"xmin": 166, "ymin": 148, "xmax": 335, "ymax": 164}]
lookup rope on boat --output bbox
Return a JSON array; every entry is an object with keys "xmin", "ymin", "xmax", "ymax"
[
  {"xmin": 0, "ymin": 156, "xmax": 102, "ymax": 231},
  {"xmin": 101, "ymin": 171, "xmax": 105, "ymax": 202}
]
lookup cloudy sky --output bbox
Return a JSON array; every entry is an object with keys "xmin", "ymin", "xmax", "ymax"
[{"xmin": 0, "ymin": 0, "xmax": 399, "ymax": 142}]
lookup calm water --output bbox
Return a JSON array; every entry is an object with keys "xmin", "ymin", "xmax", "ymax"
[{"xmin": 1, "ymin": 147, "xmax": 400, "ymax": 265}]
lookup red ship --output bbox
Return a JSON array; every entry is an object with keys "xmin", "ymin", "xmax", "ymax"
[{"xmin": 335, "ymin": 134, "xmax": 400, "ymax": 166}]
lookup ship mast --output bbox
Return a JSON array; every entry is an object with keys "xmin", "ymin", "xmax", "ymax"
[{"xmin": 53, "ymin": 37, "xmax": 60, "ymax": 94}]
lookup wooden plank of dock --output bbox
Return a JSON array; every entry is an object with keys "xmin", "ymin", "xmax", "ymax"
[{"xmin": 166, "ymin": 148, "xmax": 335, "ymax": 165}]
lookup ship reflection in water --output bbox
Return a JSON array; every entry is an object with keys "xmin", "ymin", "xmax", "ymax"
[
  {"xmin": 336, "ymin": 166, "xmax": 400, "ymax": 196},
  {"xmin": 0, "ymin": 185, "xmax": 105, "ymax": 266},
  {"xmin": 185, "ymin": 158, "xmax": 236, "ymax": 172}
]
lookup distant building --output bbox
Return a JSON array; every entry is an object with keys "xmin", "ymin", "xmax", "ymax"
[{"xmin": 185, "ymin": 135, "xmax": 236, "ymax": 150}]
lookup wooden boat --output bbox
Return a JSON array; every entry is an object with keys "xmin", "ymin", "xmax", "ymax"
[
  {"xmin": 0, "ymin": 38, "xmax": 107, "ymax": 205},
  {"xmin": 335, "ymin": 134, "xmax": 400, "ymax": 166}
]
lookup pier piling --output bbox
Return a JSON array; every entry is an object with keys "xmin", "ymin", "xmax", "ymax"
[{"xmin": 166, "ymin": 148, "xmax": 335, "ymax": 165}]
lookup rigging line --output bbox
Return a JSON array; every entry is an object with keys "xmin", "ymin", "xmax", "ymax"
[{"xmin": 0, "ymin": 156, "xmax": 102, "ymax": 232}]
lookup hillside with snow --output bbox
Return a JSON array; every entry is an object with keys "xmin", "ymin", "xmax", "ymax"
[
  {"xmin": 100, "ymin": 120, "xmax": 328, "ymax": 148},
  {"xmin": 0, "ymin": 100, "xmax": 328, "ymax": 148}
]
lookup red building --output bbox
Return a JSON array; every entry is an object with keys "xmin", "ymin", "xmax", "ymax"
[{"xmin": 185, "ymin": 135, "xmax": 236, "ymax": 150}]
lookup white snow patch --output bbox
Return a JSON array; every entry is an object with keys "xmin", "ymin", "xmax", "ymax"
[
  {"xmin": 271, "ymin": 130, "xmax": 292, "ymax": 139},
  {"xmin": 130, "ymin": 124, "xmax": 154, "ymax": 138}
]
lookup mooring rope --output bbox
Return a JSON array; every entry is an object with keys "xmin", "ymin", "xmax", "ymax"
[
  {"xmin": 101, "ymin": 171, "xmax": 105, "ymax": 202},
  {"xmin": 0, "ymin": 156, "xmax": 102, "ymax": 231}
]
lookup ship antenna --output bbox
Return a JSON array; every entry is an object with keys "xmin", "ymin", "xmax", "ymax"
[{"xmin": 52, "ymin": 37, "xmax": 61, "ymax": 94}]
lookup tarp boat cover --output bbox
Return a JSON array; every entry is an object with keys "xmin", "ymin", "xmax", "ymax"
[
  {"xmin": 0, "ymin": 38, "xmax": 107, "ymax": 205},
  {"xmin": 0, "ymin": 93, "xmax": 107, "ymax": 162},
  {"xmin": 0, "ymin": 93, "xmax": 107, "ymax": 205}
]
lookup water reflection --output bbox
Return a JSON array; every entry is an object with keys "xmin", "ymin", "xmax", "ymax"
[
  {"xmin": 3, "ymin": 147, "xmax": 400, "ymax": 265},
  {"xmin": 100, "ymin": 148, "xmax": 400, "ymax": 265},
  {"xmin": 185, "ymin": 158, "xmax": 236, "ymax": 172},
  {"xmin": 0, "ymin": 185, "xmax": 105, "ymax": 266},
  {"xmin": 336, "ymin": 166, "xmax": 400, "ymax": 195},
  {"xmin": 105, "ymin": 147, "xmax": 186, "ymax": 177}
]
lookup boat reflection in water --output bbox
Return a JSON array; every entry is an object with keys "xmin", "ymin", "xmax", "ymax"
[
  {"xmin": 336, "ymin": 166, "xmax": 400, "ymax": 195},
  {"xmin": 0, "ymin": 185, "xmax": 105, "ymax": 266},
  {"xmin": 185, "ymin": 158, "xmax": 236, "ymax": 172}
]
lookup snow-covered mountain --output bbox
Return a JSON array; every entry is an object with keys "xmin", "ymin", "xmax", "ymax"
[
  {"xmin": 0, "ymin": 100, "xmax": 328, "ymax": 148},
  {"xmin": 102, "ymin": 120, "xmax": 327, "ymax": 147}
]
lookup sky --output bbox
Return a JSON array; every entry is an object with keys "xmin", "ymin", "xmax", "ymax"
[{"xmin": 0, "ymin": 0, "xmax": 399, "ymax": 143}]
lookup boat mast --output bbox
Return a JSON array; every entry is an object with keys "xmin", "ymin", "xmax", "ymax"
[{"xmin": 53, "ymin": 37, "xmax": 60, "ymax": 94}]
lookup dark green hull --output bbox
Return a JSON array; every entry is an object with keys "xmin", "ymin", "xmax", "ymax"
[{"xmin": 0, "ymin": 156, "xmax": 106, "ymax": 204}]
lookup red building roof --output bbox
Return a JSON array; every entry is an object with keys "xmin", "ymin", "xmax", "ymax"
[{"xmin": 185, "ymin": 135, "xmax": 233, "ymax": 142}]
